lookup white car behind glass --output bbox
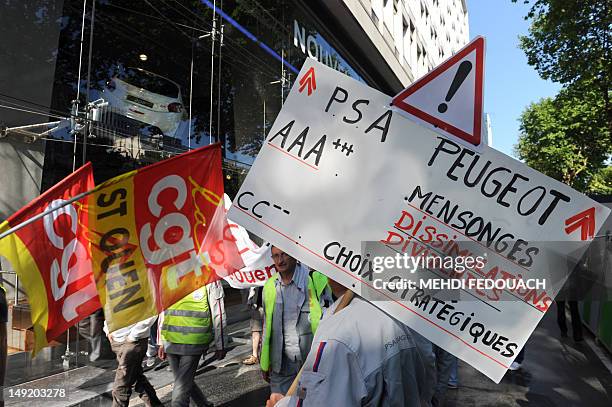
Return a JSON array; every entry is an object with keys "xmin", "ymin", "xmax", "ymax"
[{"xmin": 102, "ymin": 67, "xmax": 183, "ymax": 137}]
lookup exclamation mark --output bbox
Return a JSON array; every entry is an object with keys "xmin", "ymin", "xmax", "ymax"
[{"xmin": 438, "ymin": 60, "xmax": 472, "ymax": 113}]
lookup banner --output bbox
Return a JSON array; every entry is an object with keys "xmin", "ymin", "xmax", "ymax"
[
  {"xmin": 0, "ymin": 163, "xmax": 99, "ymax": 354},
  {"xmin": 222, "ymin": 196, "xmax": 275, "ymax": 289},
  {"xmin": 227, "ymin": 59, "xmax": 611, "ymax": 383},
  {"xmin": 223, "ymin": 244, "xmax": 274, "ymax": 289},
  {"xmin": 87, "ymin": 144, "xmax": 243, "ymax": 332}
]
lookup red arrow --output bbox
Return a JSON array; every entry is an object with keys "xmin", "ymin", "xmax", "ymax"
[
  {"xmin": 564, "ymin": 207, "xmax": 596, "ymax": 241},
  {"xmin": 299, "ymin": 67, "xmax": 316, "ymax": 96}
]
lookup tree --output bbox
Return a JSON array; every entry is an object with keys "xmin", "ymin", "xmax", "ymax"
[
  {"xmin": 516, "ymin": 84, "xmax": 611, "ymax": 191},
  {"xmin": 587, "ymin": 166, "xmax": 612, "ymax": 195},
  {"xmin": 514, "ymin": 0, "xmax": 611, "ymax": 193},
  {"xmin": 515, "ymin": 0, "xmax": 611, "ymax": 130}
]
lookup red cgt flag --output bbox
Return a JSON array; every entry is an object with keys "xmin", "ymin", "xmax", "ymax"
[
  {"xmin": 86, "ymin": 144, "xmax": 244, "ymax": 333},
  {"xmin": 0, "ymin": 163, "xmax": 100, "ymax": 354}
]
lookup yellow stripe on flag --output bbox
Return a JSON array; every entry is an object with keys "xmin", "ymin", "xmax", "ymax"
[
  {"xmin": 88, "ymin": 175, "xmax": 157, "ymax": 333},
  {"xmin": 0, "ymin": 221, "xmax": 49, "ymax": 354}
]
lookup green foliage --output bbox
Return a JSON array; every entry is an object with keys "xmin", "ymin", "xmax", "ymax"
[
  {"xmin": 514, "ymin": 0, "xmax": 611, "ymax": 192},
  {"xmin": 515, "ymin": 0, "xmax": 611, "ymax": 132},
  {"xmin": 516, "ymin": 84, "xmax": 611, "ymax": 191},
  {"xmin": 516, "ymin": 0, "xmax": 610, "ymax": 87},
  {"xmin": 587, "ymin": 166, "xmax": 612, "ymax": 195}
]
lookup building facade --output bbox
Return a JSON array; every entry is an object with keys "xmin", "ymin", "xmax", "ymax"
[
  {"xmin": 1, "ymin": 0, "xmax": 469, "ymax": 209},
  {"xmin": 322, "ymin": 0, "xmax": 469, "ymax": 87},
  {"xmin": 0, "ymin": 0, "xmax": 469, "ymax": 378}
]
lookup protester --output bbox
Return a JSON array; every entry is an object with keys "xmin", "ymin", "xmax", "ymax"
[
  {"xmin": 104, "ymin": 316, "xmax": 162, "ymax": 407},
  {"xmin": 404, "ymin": 328, "xmax": 454, "ymax": 407},
  {"xmin": 79, "ymin": 309, "xmax": 111, "ymax": 362},
  {"xmin": 260, "ymin": 246, "xmax": 330, "ymax": 397},
  {"xmin": 145, "ymin": 320, "xmax": 159, "ymax": 368},
  {"xmin": 407, "ymin": 330, "xmax": 436, "ymax": 406},
  {"xmin": 431, "ymin": 346, "xmax": 456, "ymax": 406},
  {"xmin": 243, "ymin": 286, "xmax": 263, "ymax": 365},
  {"xmin": 0, "ymin": 284, "xmax": 8, "ymax": 407},
  {"xmin": 556, "ymin": 260, "xmax": 585, "ymax": 342},
  {"xmin": 159, "ymin": 280, "xmax": 227, "ymax": 407},
  {"xmin": 556, "ymin": 300, "xmax": 583, "ymax": 342},
  {"xmin": 267, "ymin": 278, "xmax": 426, "ymax": 407}
]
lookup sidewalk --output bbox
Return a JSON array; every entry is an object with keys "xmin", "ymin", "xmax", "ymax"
[
  {"xmin": 123, "ymin": 302, "xmax": 612, "ymax": 407},
  {"xmin": 3, "ymin": 303, "xmax": 252, "ymax": 407},
  {"xmin": 5, "ymin": 301, "xmax": 611, "ymax": 406},
  {"xmin": 446, "ymin": 301, "xmax": 612, "ymax": 406}
]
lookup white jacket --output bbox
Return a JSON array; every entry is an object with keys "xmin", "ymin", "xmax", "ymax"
[
  {"xmin": 103, "ymin": 315, "xmax": 157, "ymax": 343},
  {"xmin": 276, "ymin": 294, "xmax": 426, "ymax": 407}
]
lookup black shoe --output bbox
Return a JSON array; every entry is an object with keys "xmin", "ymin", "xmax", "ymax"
[
  {"xmin": 561, "ymin": 331, "xmax": 568, "ymax": 338},
  {"xmin": 574, "ymin": 334, "xmax": 584, "ymax": 342}
]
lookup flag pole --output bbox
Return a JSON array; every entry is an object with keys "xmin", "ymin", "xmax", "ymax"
[{"xmin": 0, "ymin": 188, "xmax": 95, "ymax": 241}]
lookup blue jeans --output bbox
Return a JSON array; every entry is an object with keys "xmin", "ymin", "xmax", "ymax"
[
  {"xmin": 146, "ymin": 320, "xmax": 159, "ymax": 358},
  {"xmin": 433, "ymin": 347, "xmax": 455, "ymax": 406},
  {"xmin": 448, "ymin": 356, "xmax": 458, "ymax": 386}
]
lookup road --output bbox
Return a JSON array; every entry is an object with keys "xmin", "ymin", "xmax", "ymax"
[
  {"xmin": 5, "ymin": 302, "xmax": 611, "ymax": 406},
  {"xmin": 133, "ymin": 302, "xmax": 612, "ymax": 407}
]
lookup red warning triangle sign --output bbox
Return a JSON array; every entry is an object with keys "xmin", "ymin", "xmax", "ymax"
[{"xmin": 392, "ymin": 36, "xmax": 485, "ymax": 146}]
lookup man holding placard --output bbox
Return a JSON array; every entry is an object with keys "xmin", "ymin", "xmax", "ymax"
[{"xmin": 260, "ymin": 247, "xmax": 330, "ymax": 396}]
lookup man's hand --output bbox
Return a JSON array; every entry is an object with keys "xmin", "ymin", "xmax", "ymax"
[
  {"xmin": 158, "ymin": 346, "xmax": 166, "ymax": 360},
  {"xmin": 266, "ymin": 393, "xmax": 284, "ymax": 407},
  {"xmin": 262, "ymin": 370, "xmax": 270, "ymax": 383},
  {"xmin": 215, "ymin": 349, "xmax": 227, "ymax": 360}
]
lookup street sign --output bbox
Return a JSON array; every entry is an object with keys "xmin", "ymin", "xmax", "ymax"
[
  {"xmin": 392, "ymin": 36, "xmax": 485, "ymax": 146},
  {"xmin": 228, "ymin": 58, "xmax": 610, "ymax": 383}
]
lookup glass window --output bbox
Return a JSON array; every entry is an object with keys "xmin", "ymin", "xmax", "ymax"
[
  {"xmin": 116, "ymin": 67, "xmax": 180, "ymax": 99},
  {"xmin": 1, "ymin": 0, "xmax": 376, "ymax": 384}
]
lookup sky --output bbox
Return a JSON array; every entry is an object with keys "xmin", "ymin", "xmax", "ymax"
[{"xmin": 466, "ymin": 0, "xmax": 561, "ymax": 157}]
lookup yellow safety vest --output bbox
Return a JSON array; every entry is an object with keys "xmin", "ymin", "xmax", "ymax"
[
  {"xmin": 161, "ymin": 286, "xmax": 212, "ymax": 346},
  {"xmin": 260, "ymin": 271, "xmax": 328, "ymax": 371}
]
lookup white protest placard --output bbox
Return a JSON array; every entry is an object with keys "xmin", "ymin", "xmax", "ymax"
[{"xmin": 227, "ymin": 57, "xmax": 610, "ymax": 382}]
